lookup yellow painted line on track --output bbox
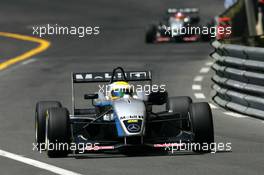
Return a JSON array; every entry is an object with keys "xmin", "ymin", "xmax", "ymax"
[{"xmin": 0, "ymin": 32, "xmax": 50, "ymax": 70}]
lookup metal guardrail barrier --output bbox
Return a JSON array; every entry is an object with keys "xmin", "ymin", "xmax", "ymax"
[{"xmin": 211, "ymin": 40, "xmax": 264, "ymax": 119}]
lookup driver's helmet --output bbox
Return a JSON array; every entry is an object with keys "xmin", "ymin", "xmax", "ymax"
[
  {"xmin": 108, "ymin": 81, "xmax": 133, "ymax": 100},
  {"xmin": 174, "ymin": 12, "xmax": 186, "ymax": 20}
]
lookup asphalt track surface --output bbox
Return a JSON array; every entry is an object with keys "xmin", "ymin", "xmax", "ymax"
[{"xmin": 0, "ymin": 0, "xmax": 263, "ymax": 175}]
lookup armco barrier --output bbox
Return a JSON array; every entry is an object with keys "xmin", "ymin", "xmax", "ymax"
[{"xmin": 211, "ymin": 40, "xmax": 264, "ymax": 119}]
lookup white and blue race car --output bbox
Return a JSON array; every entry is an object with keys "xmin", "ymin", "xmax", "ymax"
[{"xmin": 35, "ymin": 67, "xmax": 214, "ymax": 157}]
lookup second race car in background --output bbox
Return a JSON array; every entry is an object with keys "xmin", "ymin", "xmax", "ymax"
[{"xmin": 145, "ymin": 8, "xmax": 212, "ymax": 43}]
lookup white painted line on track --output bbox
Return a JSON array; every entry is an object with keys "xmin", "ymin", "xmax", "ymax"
[
  {"xmin": 224, "ymin": 112, "xmax": 247, "ymax": 118},
  {"xmin": 21, "ymin": 58, "xmax": 36, "ymax": 65},
  {"xmin": 199, "ymin": 67, "xmax": 210, "ymax": 74},
  {"xmin": 193, "ymin": 75, "xmax": 204, "ymax": 82},
  {"xmin": 0, "ymin": 149, "xmax": 82, "ymax": 175},
  {"xmin": 205, "ymin": 62, "xmax": 214, "ymax": 66},
  {"xmin": 194, "ymin": 93, "xmax": 206, "ymax": 99},
  {"xmin": 209, "ymin": 103, "xmax": 218, "ymax": 109},
  {"xmin": 192, "ymin": 84, "xmax": 202, "ymax": 90}
]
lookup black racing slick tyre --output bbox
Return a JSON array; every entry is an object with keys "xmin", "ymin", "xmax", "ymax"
[
  {"xmin": 189, "ymin": 102, "xmax": 214, "ymax": 153},
  {"xmin": 166, "ymin": 96, "xmax": 192, "ymax": 130},
  {"xmin": 145, "ymin": 25, "xmax": 157, "ymax": 43},
  {"xmin": 200, "ymin": 29, "xmax": 211, "ymax": 42},
  {"xmin": 201, "ymin": 22, "xmax": 214, "ymax": 42},
  {"xmin": 46, "ymin": 107, "xmax": 71, "ymax": 158},
  {"xmin": 35, "ymin": 101, "xmax": 62, "ymax": 150}
]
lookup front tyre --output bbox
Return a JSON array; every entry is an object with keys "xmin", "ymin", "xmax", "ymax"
[
  {"xmin": 46, "ymin": 107, "xmax": 71, "ymax": 158},
  {"xmin": 145, "ymin": 25, "xmax": 157, "ymax": 43},
  {"xmin": 35, "ymin": 101, "xmax": 62, "ymax": 150},
  {"xmin": 189, "ymin": 102, "xmax": 214, "ymax": 153}
]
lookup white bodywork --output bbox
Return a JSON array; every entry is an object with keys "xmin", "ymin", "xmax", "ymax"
[{"xmin": 113, "ymin": 97, "xmax": 146, "ymax": 136}]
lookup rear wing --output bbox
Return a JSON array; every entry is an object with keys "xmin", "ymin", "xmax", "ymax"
[
  {"xmin": 72, "ymin": 71, "xmax": 152, "ymax": 83},
  {"xmin": 167, "ymin": 8, "xmax": 199, "ymax": 14},
  {"xmin": 71, "ymin": 70, "xmax": 152, "ymax": 114}
]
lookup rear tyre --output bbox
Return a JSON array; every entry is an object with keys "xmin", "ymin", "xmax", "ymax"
[
  {"xmin": 189, "ymin": 102, "xmax": 214, "ymax": 153},
  {"xmin": 166, "ymin": 96, "xmax": 192, "ymax": 130},
  {"xmin": 46, "ymin": 107, "xmax": 71, "ymax": 158},
  {"xmin": 35, "ymin": 101, "xmax": 62, "ymax": 150}
]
